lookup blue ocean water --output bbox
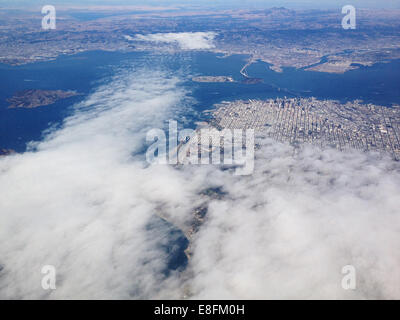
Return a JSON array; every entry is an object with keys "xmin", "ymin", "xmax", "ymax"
[
  {"xmin": 0, "ymin": 50, "xmax": 147, "ymax": 152},
  {"xmin": 187, "ymin": 52, "xmax": 400, "ymax": 109},
  {"xmin": 246, "ymin": 58, "xmax": 400, "ymax": 105},
  {"xmin": 1, "ymin": 50, "xmax": 400, "ymax": 152}
]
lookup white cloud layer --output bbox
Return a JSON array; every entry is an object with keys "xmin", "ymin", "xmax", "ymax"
[
  {"xmin": 187, "ymin": 141, "xmax": 400, "ymax": 299},
  {"xmin": 130, "ymin": 32, "xmax": 217, "ymax": 50},
  {"xmin": 0, "ymin": 65, "xmax": 400, "ymax": 299},
  {"xmin": 0, "ymin": 68, "xmax": 199, "ymax": 299}
]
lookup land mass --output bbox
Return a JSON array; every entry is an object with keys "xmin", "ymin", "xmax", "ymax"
[
  {"xmin": 7, "ymin": 89, "xmax": 81, "ymax": 109},
  {"xmin": 1, "ymin": 7, "xmax": 400, "ymax": 74},
  {"xmin": 177, "ymin": 98, "xmax": 400, "ymax": 161}
]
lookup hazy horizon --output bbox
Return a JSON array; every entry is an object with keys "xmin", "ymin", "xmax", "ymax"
[{"xmin": 1, "ymin": 0, "xmax": 400, "ymax": 10}]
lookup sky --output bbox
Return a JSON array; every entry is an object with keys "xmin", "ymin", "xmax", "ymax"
[{"xmin": 1, "ymin": 0, "xmax": 400, "ymax": 9}]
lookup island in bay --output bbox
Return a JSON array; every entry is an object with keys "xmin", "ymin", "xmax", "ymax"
[{"xmin": 7, "ymin": 89, "xmax": 81, "ymax": 109}]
